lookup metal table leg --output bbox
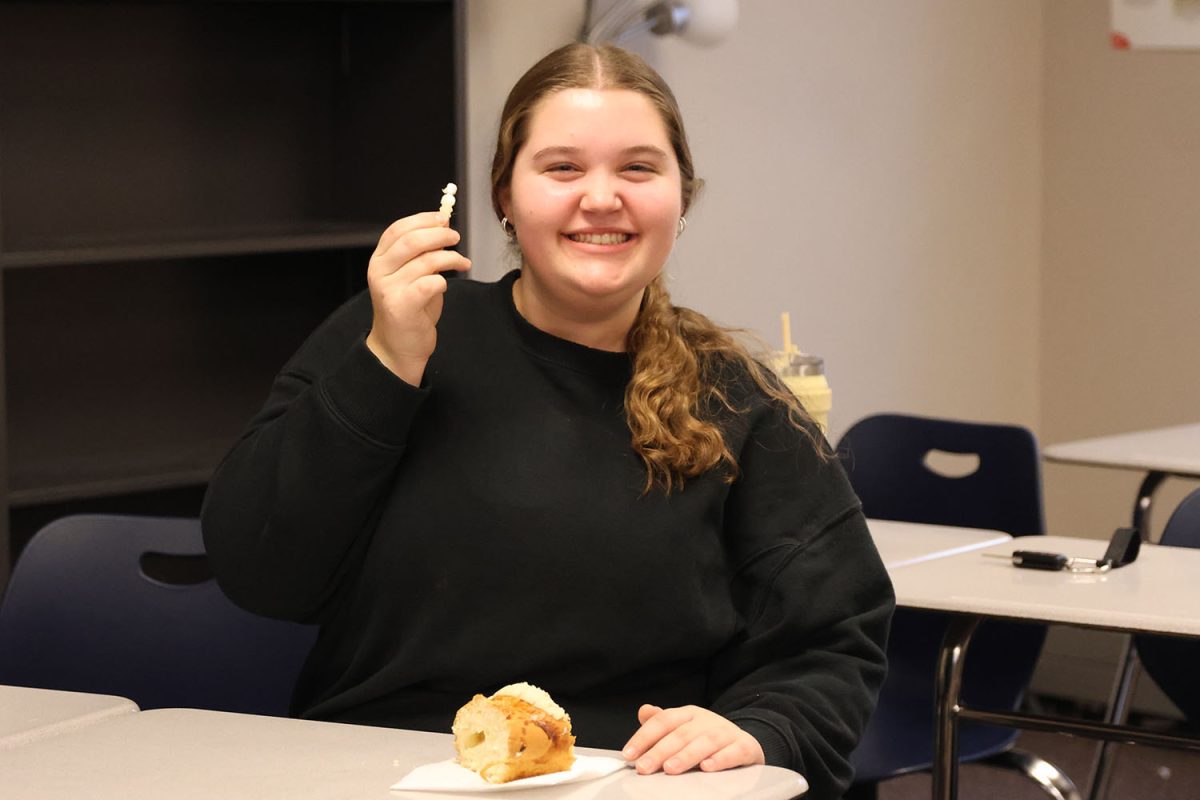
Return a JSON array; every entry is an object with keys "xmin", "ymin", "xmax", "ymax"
[
  {"xmin": 932, "ymin": 615, "xmax": 980, "ymax": 800},
  {"xmin": 1086, "ymin": 469, "xmax": 1165, "ymax": 800},
  {"xmin": 1132, "ymin": 470, "xmax": 1167, "ymax": 542},
  {"xmin": 1086, "ymin": 641, "xmax": 1142, "ymax": 800}
]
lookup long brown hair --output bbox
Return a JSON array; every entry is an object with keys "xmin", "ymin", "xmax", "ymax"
[{"xmin": 491, "ymin": 43, "xmax": 822, "ymax": 493}]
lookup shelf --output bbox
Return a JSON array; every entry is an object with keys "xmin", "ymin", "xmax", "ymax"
[
  {"xmin": 5, "ymin": 349, "xmax": 276, "ymax": 507},
  {"xmin": 4, "ymin": 255, "xmax": 357, "ymax": 511},
  {"xmin": 6, "ymin": 389, "xmax": 251, "ymax": 507},
  {"xmin": 9, "ymin": 459, "xmax": 218, "ymax": 508},
  {"xmin": 0, "ymin": 221, "xmax": 389, "ymax": 269}
]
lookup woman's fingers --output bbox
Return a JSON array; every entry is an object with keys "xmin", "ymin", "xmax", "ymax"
[
  {"xmin": 660, "ymin": 728, "xmax": 736, "ymax": 774},
  {"xmin": 408, "ymin": 272, "xmax": 450, "ymax": 307},
  {"xmin": 372, "ymin": 211, "xmax": 451, "ymax": 258},
  {"xmin": 699, "ymin": 739, "xmax": 764, "ymax": 773},
  {"xmin": 623, "ymin": 705, "xmax": 692, "ymax": 764},
  {"xmin": 621, "ymin": 705, "xmax": 764, "ymax": 776},
  {"xmin": 369, "ymin": 227, "xmax": 468, "ymax": 285},
  {"xmin": 637, "ymin": 704, "xmax": 663, "ymax": 724},
  {"xmin": 373, "ymin": 248, "xmax": 471, "ymax": 289}
]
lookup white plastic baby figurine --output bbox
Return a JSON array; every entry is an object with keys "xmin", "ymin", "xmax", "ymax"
[{"xmin": 439, "ymin": 182, "xmax": 457, "ymax": 217}]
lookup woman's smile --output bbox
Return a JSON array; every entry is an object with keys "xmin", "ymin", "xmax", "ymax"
[{"xmin": 564, "ymin": 230, "xmax": 636, "ymax": 247}]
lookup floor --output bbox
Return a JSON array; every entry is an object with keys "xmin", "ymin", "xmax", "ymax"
[{"xmin": 876, "ymin": 713, "xmax": 1200, "ymax": 799}]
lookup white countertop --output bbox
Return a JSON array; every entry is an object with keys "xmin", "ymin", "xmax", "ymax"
[
  {"xmin": 1043, "ymin": 423, "xmax": 1200, "ymax": 476},
  {"xmin": 0, "ymin": 685, "xmax": 138, "ymax": 750},
  {"xmin": 2, "ymin": 708, "xmax": 807, "ymax": 800},
  {"xmin": 889, "ymin": 535, "xmax": 1200, "ymax": 637},
  {"xmin": 867, "ymin": 519, "xmax": 1012, "ymax": 569}
]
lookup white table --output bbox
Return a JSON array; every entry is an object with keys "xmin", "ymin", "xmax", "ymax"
[
  {"xmin": 0, "ymin": 708, "xmax": 808, "ymax": 800},
  {"xmin": 867, "ymin": 519, "xmax": 1011, "ymax": 569},
  {"xmin": 0, "ymin": 685, "xmax": 138, "ymax": 750},
  {"xmin": 1044, "ymin": 423, "xmax": 1200, "ymax": 479},
  {"xmin": 1044, "ymin": 422, "xmax": 1200, "ymax": 540},
  {"xmin": 1044, "ymin": 422, "xmax": 1200, "ymax": 798},
  {"xmin": 888, "ymin": 535, "xmax": 1200, "ymax": 800}
]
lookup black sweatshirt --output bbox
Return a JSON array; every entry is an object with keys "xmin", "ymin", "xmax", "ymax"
[{"xmin": 201, "ymin": 270, "xmax": 893, "ymax": 799}]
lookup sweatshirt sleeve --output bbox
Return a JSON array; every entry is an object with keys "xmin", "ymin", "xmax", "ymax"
[
  {"xmin": 708, "ymin": 401, "xmax": 895, "ymax": 800},
  {"xmin": 201, "ymin": 292, "xmax": 428, "ymax": 622}
]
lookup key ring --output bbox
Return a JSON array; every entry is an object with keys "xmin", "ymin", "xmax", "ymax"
[
  {"xmin": 984, "ymin": 551, "xmax": 1113, "ymax": 573},
  {"xmin": 983, "ymin": 526, "xmax": 1139, "ymax": 574}
]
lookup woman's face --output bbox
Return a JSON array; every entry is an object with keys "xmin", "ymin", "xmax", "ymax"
[{"xmin": 503, "ymin": 88, "xmax": 683, "ymax": 330}]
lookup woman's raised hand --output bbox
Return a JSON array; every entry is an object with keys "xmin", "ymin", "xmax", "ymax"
[
  {"xmin": 365, "ymin": 212, "xmax": 471, "ymax": 386},
  {"xmin": 621, "ymin": 704, "xmax": 765, "ymax": 775}
]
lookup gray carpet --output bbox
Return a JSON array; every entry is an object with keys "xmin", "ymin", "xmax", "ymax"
[{"xmin": 876, "ymin": 728, "xmax": 1200, "ymax": 799}]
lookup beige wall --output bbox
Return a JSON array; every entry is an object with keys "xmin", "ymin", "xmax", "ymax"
[{"xmin": 1041, "ymin": 1, "xmax": 1200, "ymax": 542}]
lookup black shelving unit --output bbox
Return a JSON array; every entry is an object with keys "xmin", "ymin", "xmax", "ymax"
[{"xmin": 0, "ymin": 0, "xmax": 461, "ymax": 587}]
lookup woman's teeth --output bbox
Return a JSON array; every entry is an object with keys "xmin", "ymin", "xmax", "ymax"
[{"xmin": 568, "ymin": 232, "xmax": 631, "ymax": 245}]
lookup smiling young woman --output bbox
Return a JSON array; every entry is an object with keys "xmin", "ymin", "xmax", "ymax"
[
  {"xmin": 202, "ymin": 42, "xmax": 893, "ymax": 800},
  {"xmin": 490, "ymin": 43, "xmax": 825, "ymax": 494}
]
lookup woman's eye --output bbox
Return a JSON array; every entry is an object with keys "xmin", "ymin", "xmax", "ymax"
[
  {"xmin": 546, "ymin": 163, "xmax": 579, "ymax": 174},
  {"xmin": 624, "ymin": 163, "xmax": 657, "ymax": 175}
]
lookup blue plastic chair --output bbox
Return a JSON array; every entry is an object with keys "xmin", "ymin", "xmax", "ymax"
[
  {"xmin": 0, "ymin": 514, "xmax": 316, "ymax": 715},
  {"xmin": 837, "ymin": 413, "xmax": 1078, "ymax": 800},
  {"xmin": 1133, "ymin": 488, "xmax": 1200, "ymax": 728}
]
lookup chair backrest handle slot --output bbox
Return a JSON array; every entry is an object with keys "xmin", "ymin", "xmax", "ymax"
[
  {"xmin": 139, "ymin": 552, "xmax": 213, "ymax": 586},
  {"xmin": 922, "ymin": 449, "xmax": 981, "ymax": 479}
]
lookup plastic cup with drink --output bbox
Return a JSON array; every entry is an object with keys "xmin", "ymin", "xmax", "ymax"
[{"xmin": 773, "ymin": 312, "xmax": 831, "ymax": 434}]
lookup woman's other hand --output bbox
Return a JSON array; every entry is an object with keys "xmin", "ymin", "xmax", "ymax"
[
  {"xmin": 365, "ymin": 212, "xmax": 471, "ymax": 386},
  {"xmin": 621, "ymin": 704, "xmax": 765, "ymax": 775}
]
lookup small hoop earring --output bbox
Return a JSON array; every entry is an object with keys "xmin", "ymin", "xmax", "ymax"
[
  {"xmin": 677, "ymin": 216, "xmax": 687, "ymax": 237},
  {"xmin": 500, "ymin": 217, "xmax": 515, "ymax": 240}
]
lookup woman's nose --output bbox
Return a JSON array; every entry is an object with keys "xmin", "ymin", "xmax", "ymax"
[{"xmin": 579, "ymin": 174, "xmax": 622, "ymax": 213}]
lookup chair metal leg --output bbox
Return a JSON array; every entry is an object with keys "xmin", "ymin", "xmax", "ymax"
[
  {"xmin": 981, "ymin": 748, "xmax": 1083, "ymax": 800},
  {"xmin": 933, "ymin": 615, "xmax": 979, "ymax": 800},
  {"xmin": 1086, "ymin": 643, "xmax": 1143, "ymax": 800}
]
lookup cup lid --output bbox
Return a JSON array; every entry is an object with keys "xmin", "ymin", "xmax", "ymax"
[{"xmin": 781, "ymin": 353, "xmax": 824, "ymax": 376}]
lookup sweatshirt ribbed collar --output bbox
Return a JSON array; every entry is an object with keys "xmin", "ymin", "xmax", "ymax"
[{"xmin": 498, "ymin": 270, "xmax": 633, "ymax": 383}]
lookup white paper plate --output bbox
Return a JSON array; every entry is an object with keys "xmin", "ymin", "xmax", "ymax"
[{"xmin": 391, "ymin": 754, "xmax": 629, "ymax": 793}]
